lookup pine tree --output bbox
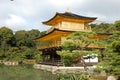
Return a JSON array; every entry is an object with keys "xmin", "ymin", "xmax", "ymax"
[{"xmin": 97, "ymin": 21, "xmax": 120, "ymax": 75}]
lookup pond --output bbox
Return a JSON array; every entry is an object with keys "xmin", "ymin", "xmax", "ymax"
[{"xmin": 0, "ymin": 65, "xmax": 56, "ymax": 80}]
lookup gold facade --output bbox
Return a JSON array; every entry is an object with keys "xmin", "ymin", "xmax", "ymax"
[
  {"xmin": 36, "ymin": 12, "xmax": 97, "ymax": 50},
  {"xmin": 35, "ymin": 30, "xmax": 72, "ymax": 50}
]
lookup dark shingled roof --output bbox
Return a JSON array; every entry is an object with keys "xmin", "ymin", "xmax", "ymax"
[
  {"xmin": 42, "ymin": 12, "xmax": 97, "ymax": 25},
  {"xmin": 58, "ymin": 12, "xmax": 97, "ymax": 20}
]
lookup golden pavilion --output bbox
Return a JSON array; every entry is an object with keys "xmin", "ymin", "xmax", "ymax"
[{"xmin": 35, "ymin": 11, "xmax": 109, "ymax": 66}]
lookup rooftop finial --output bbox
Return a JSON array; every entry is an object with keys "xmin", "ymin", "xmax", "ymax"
[{"xmin": 66, "ymin": 8, "xmax": 71, "ymax": 13}]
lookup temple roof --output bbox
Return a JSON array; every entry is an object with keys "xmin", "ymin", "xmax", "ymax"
[
  {"xmin": 59, "ymin": 12, "xmax": 97, "ymax": 20},
  {"xmin": 43, "ymin": 12, "xmax": 97, "ymax": 26},
  {"xmin": 35, "ymin": 28, "xmax": 112, "ymax": 41},
  {"xmin": 35, "ymin": 28, "xmax": 73, "ymax": 41}
]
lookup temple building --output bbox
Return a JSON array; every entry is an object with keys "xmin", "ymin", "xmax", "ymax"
[{"xmin": 35, "ymin": 11, "xmax": 108, "ymax": 66}]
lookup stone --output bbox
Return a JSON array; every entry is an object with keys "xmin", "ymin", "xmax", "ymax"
[
  {"xmin": 107, "ymin": 76, "xmax": 116, "ymax": 80},
  {"xmin": 100, "ymin": 71, "xmax": 106, "ymax": 76}
]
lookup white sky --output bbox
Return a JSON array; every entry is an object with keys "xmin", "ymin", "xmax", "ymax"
[{"xmin": 0, "ymin": 0, "xmax": 120, "ymax": 31}]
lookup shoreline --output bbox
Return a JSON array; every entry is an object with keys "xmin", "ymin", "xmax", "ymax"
[{"xmin": 33, "ymin": 63, "xmax": 96, "ymax": 75}]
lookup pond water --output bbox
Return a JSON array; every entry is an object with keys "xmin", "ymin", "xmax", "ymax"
[{"xmin": 0, "ymin": 65, "xmax": 56, "ymax": 80}]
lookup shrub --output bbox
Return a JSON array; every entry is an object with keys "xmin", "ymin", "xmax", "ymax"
[{"xmin": 56, "ymin": 74, "xmax": 90, "ymax": 80}]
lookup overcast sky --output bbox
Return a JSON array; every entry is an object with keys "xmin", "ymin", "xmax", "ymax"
[{"xmin": 0, "ymin": 0, "xmax": 120, "ymax": 32}]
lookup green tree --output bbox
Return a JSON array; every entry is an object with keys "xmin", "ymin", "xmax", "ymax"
[
  {"xmin": 0, "ymin": 27, "xmax": 13, "ymax": 56},
  {"xmin": 56, "ymin": 74, "xmax": 90, "ymax": 80},
  {"xmin": 23, "ymin": 47, "xmax": 35, "ymax": 59},
  {"xmin": 0, "ymin": 48, "xmax": 4, "ymax": 59},
  {"xmin": 114, "ymin": 20, "xmax": 120, "ymax": 31},
  {"xmin": 0, "ymin": 27, "xmax": 13, "ymax": 43},
  {"xmin": 97, "ymin": 32, "xmax": 120, "ymax": 75},
  {"xmin": 91, "ymin": 23, "xmax": 113, "ymax": 33},
  {"xmin": 28, "ymin": 29, "xmax": 43, "ymax": 39},
  {"xmin": 14, "ymin": 30, "xmax": 28, "ymax": 47},
  {"xmin": 97, "ymin": 21, "xmax": 120, "ymax": 75},
  {"xmin": 14, "ymin": 29, "xmax": 44, "ymax": 47},
  {"xmin": 26, "ymin": 29, "xmax": 42, "ymax": 47},
  {"xmin": 5, "ymin": 47, "xmax": 24, "ymax": 61},
  {"xmin": 0, "ymin": 26, "xmax": 45, "ymax": 61},
  {"xmin": 34, "ymin": 51, "xmax": 42, "ymax": 63},
  {"xmin": 58, "ymin": 32, "xmax": 100, "ymax": 67}
]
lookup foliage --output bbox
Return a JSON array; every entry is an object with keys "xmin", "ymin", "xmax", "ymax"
[
  {"xmin": 34, "ymin": 53, "xmax": 42, "ymax": 63},
  {"xmin": 62, "ymin": 41, "xmax": 76, "ymax": 51},
  {"xmin": 5, "ymin": 47, "xmax": 23, "ymax": 61},
  {"xmin": 91, "ymin": 23, "xmax": 113, "ymax": 33},
  {"xmin": 26, "ymin": 29, "xmax": 43, "ymax": 47},
  {"xmin": 62, "ymin": 32, "xmax": 98, "ymax": 51},
  {"xmin": 57, "ymin": 51, "xmax": 76, "ymax": 66},
  {"xmin": 14, "ymin": 29, "xmax": 44, "ymax": 47},
  {"xmin": 0, "ymin": 26, "xmax": 44, "ymax": 62},
  {"xmin": 110, "ymin": 41, "xmax": 120, "ymax": 52},
  {"xmin": 22, "ymin": 47, "xmax": 35, "ymax": 59},
  {"xmin": 0, "ymin": 27, "xmax": 13, "ymax": 43},
  {"xmin": 97, "ymin": 43, "xmax": 120, "ymax": 75},
  {"xmin": 0, "ymin": 27, "xmax": 14, "ymax": 54},
  {"xmin": 59, "ymin": 32, "xmax": 100, "ymax": 66},
  {"xmin": 114, "ymin": 20, "xmax": 120, "ymax": 31},
  {"xmin": 14, "ymin": 30, "xmax": 29, "ymax": 47},
  {"xmin": 0, "ymin": 48, "xmax": 5, "ymax": 59},
  {"xmin": 56, "ymin": 74, "xmax": 90, "ymax": 80},
  {"xmin": 57, "ymin": 50, "xmax": 98, "ymax": 66},
  {"xmin": 97, "ymin": 31, "xmax": 120, "ymax": 75}
]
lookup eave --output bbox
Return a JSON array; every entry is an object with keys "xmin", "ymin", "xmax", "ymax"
[
  {"xmin": 89, "ymin": 33, "xmax": 112, "ymax": 39},
  {"xmin": 35, "ymin": 28, "xmax": 74, "ymax": 41},
  {"xmin": 42, "ymin": 12, "xmax": 97, "ymax": 26}
]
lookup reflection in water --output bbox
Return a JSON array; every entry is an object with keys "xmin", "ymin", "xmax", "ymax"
[{"xmin": 0, "ymin": 65, "xmax": 56, "ymax": 80}]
